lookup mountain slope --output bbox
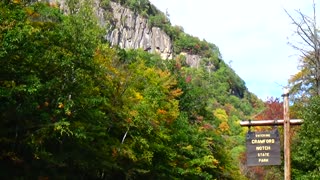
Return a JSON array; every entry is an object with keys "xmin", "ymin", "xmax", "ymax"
[{"xmin": 0, "ymin": 1, "xmax": 263, "ymax": 179}]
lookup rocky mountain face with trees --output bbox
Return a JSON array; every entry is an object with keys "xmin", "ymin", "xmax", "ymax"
[
  {"xmin": 11, "ymin": 0, "xmax": 320, "ymax": 179},
  {"xmin": 41, "ymin": 0, "xmax": 173, "ymax": 59},
  {"xmin": 45, "ymin": 0, "xmax": 201, "ymax": 63}
]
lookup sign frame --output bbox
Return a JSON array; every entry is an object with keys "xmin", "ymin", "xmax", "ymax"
[{"xmin": 246, "ymin": 129, "xmax": 281, "ymax": 166}]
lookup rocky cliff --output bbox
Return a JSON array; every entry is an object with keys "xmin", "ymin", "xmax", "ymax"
[
  {"xmin": 47, "ymin": 0, "xmax": 173, "ymax": 59},
  {"xmin": 106, "ymin": 2, "xmax": 173, "ymax": 59}
]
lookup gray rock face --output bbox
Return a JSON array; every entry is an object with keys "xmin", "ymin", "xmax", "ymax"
[
  {"xmin": 180, "ymin": 52, "xmax": 201, "ymax": 68},
  {"xmin": 41, "ymin": 1, "xmax": 173, "ymax": 59},
  {"xmin": 106, "ymin": 2, "xmax": 173, "ymax": 59}
]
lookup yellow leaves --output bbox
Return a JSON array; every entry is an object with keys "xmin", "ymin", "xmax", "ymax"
[
  {"xmin": 205, "ymin": 137, "xmax": 214, "ymax": 144},
  {"xmin": 93, "ymin": 45, "xmax": 117, "ymax": 72},
  {"xmin": 58, "ymin": 102, "xmax": 64, "ymax": 109},
  {"xmin": 0, "ymin": 20, "xmax": 15, "ymax": 33},
  {"xmin": 65, "ymin": 110, "xmax": 71, "ymax": 116},
  {"xmin": 213, "ymin": 108, "xmax": 228, "ymax": 122},
  {"xmin": 129, "ymin": 110, "xmax": 138, "ymax": 117},
  {"xmin": 169, "ymin": 88, "xmax": 183, "ymax": 98},
  {"xmin": 149, "ymin": 69, "xmax": 182, "ymax": 99},
  {"xmin": 214, "ymin": 108, "xmax": 230, "ymax": 134},
  {"xmin": 157, "ymin": 69, "xmax": 170, "ymax": 78},
  {"xmin": 122, "ymin": 148, "xmax": 138, "ymax": 162},
  {"xmin": 30, "ymin": 12, "xmax": 43, "ymax": 18},
  {"xmin": 1, "ymin": 80, "xmax": 16, "ymax": 88},
  {"xmin": 159, "ymin": 70, "xmax": 177, "ymax": 89},
  {"xmin": 182, "ymin": 145, "xmax": 193, "ymax": 151},
  {"xmin": 25, "ymin": 7, "xmax": 34, "ymax": 16},
  {"xmin": 289, "ymin": 71, "xmax": 302, "ymax": 83},
  {"xmin": 91, "ymin": 87, "xmax": 100, "ymax": 95},
  {"xmin": 12, "ymin": 0, "xmax": 20, "ymax": 4},
  {"xmin": 169, "ymin": 161, "xmax": 177, "ymax": 167},
  {"xmin": 134, "ymin": 92, "xmax": 143, "ymax": 100},
  {"xmin": 189, "ymin": 155, "xmax": 219, "ymax": 171},
  {"xmin": 155, "ymin": 100, "xmax": 180, "ymax": 124},
  {"xmin": 58, "ymin": 102, "xmax": 72, "ymax": 116},
  {"xmin": 53, "ymin": 121, "xmax": 72, "ymax": 136},
  {"xmin": 195, "ymin": 166, "xmax": 202, "ymax": 173},
  {"xmin": 5, "ymin": 152, "xmax": 23, "ymax": 163}
]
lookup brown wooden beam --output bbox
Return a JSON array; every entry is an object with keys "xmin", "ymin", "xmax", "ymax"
[
  {"xmin": 283, "ymin": 90, "xmax": 291, "ymax": 180},
  {"xmin": 240, "ymin": 119, "xmax": 303, "ymax": 126}
]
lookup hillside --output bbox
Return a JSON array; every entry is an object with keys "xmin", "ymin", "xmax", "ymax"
[{"xmin": 0, "ymin": 0, "xmax": 264, "ymax": 179}]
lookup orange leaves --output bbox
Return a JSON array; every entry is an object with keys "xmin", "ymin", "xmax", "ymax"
[
  {"xmin": 126, "ymin": 118, "xmax": 132, "ymax": 124},
  {"xmin": 157, "ymin": 107, "xmax": 178, "ymax": 124},
  {"xmin": 44, "ymin": 101, "xmax": 49, "ymax": 107},
  {"xmin": 157, "ymin": 109, "xmax": 167, "ymax": 115},
  {"xmin": 255, "ymin": 97, "xmax": 283, "ymax": 120},
  {"xmin": 37, "ymin": 101, "xmax": 49, "ymax": 109},
  {"xmin": 169, "ymin": 88, "xmax": 183, "ymax": 98},
  {"xmin": 112, "ymin": 148, "xmax": 118, "ymax": 158},
  {"xmin": 157, "ymin": 69, "xmax": 170, "ymax": 78},
  {"xmin": 218, "ymin": 122, "xmax": 230, "ymax": 133}
]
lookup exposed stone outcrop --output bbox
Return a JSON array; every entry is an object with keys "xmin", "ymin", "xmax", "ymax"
[
  {"xmin": 40, "ymin": 0, "xmax": 173, "ymax": 59},
  {"xmin": 180, "ymin": 52, "xmax": 201, "ymax": 68},
  {"xmin": 107, "ymin": 2, "xmax": 172, "ymax": 59}
]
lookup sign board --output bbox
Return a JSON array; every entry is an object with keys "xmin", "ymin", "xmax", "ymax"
[{"xmin": 246, "ymin": 129, "xmax": 281, "ymax": 166}]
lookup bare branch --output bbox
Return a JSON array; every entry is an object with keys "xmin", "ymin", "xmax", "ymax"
[{"xmin": 285, "ymin": 1, "xmax": 320, "ymax": 97}]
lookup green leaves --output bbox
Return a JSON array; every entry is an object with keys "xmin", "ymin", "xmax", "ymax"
[
  {"xmin": 292, "ymin": 96, "xmax": 320, "ymax": 179},
  {"xmin": 0, "ymin": 1, "xmax": 261, "ymax": 179}
]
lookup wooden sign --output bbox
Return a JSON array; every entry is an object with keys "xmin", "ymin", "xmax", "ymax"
[{"xmin": 246, "ymin": 129, "xmax": 281, "ymax": 166}]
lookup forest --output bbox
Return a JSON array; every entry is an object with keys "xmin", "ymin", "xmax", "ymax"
[{"xmin": 1, "ymin": 0, "xmax": 319, "ymax": 179}]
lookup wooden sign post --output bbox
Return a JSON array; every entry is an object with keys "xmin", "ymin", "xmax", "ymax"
[
  {"xmin": 283, "ymin": 89, "xmax": 291, "ymax": 180},
  {"xmin": 240, "ymin": 89, "xmax": 303, "ymax": 180}
]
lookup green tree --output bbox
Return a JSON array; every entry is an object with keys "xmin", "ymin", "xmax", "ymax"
[
  {"xmin": 0, "ymin": 1, "xmax": 111, "ymax": 178},
  {"xmin": 0, "ymin": 1, "xmax": 265, "ymax": 179},
  {"xmin": 292, "ymin": 96, "xmax": 320, "ymax": 179}
]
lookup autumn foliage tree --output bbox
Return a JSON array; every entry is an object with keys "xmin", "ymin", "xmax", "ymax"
[
  {"xmin": 0, "ymin": 0, "xmax": 263, "ymax": 179},
  {"xmin": 254, "ymin": 97, "xmax": 283, "ymax": 121},
  {"xmin": 286, "ymin": 0, "xmax": 320, "ymax": 99}
]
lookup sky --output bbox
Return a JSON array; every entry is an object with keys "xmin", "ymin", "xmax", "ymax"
[{"xmin": 149, "ymin": 0, "xmax": 315, "ymax": 100}]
